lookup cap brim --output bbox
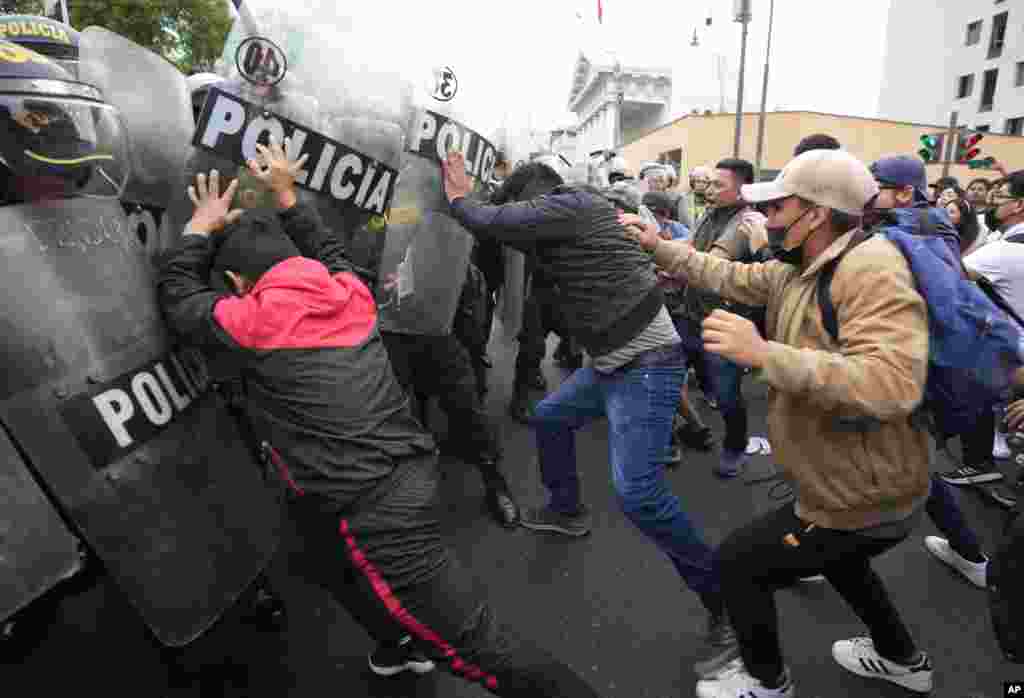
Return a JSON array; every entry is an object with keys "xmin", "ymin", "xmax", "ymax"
[{"xmin": 740, "ymin": 180, "xmax": 790, "ymax": 204}]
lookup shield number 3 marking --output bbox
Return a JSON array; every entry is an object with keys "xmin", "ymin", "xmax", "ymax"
[{"xmin": 431, "ymin": 66, "xmax": 457, "ymax": 102}]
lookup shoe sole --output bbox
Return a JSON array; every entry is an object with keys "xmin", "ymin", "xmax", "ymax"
[
  {"xmin": 832, "ymin": 650, "xmax": 932, "ymax": 692},
  {"xmin": 519, "ymin": 520, "xmax": 591, "ymax": 537},
  {"xmin": 941, "ymin": 473, "xmax": 1004, "ymax": 485},
  {"xmin": 924, "ymin": 538, "xmax": 986, "ymax": 588},
  {"xmin": 368, "ymin": 658, "xmax": 436, "ymax": 677}
]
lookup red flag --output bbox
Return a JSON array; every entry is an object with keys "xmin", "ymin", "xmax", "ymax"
[{"xmin": 597, "ymin": 0, "xmax": 603, "ymax": 23}]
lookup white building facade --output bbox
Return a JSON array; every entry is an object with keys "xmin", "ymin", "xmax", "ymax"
[
  {"xmin": 879, "ymin": 0, "xmax": 1024, "ymax": 135},
  {"xmin": 566, "ymin": 52, "xmax": 673, "ymax": 160}
]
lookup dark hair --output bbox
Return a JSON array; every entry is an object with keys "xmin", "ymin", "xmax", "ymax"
[
  {"xmin": 967, "ymin": 177, "xmax": 992, "ymax": 191},
  {"xmin": 934, "ymin": 176, "xmax": 962, "ymax": 194},
  {"xmin": 715, "ymin": 158, "xmax": 755, "ymax": 185},
  {"xmin": 212, "ymin": 209, "xmax": 300, "ymax": 281},
  {"xmin": 494, "ymin": 161, "xmax": 563, "ymax": 203},
  {"xmin": 793, "ymin": 133, "xmax": 841, "ymax": 156},
  {"xmin": 642, "ymin": 190, "xmax": 674, "ymax": 215},
  {"xmin": 948, "ymin": 197, "xmax": 980, "ymax": 253},
  {"xmin": 495, "ymin": 151, "xmax": 508, "ymax": 167}
]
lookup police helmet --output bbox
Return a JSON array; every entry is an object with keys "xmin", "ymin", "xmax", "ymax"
[
  {"xmin": 0, "ymin": 15, "xmax": 80, "ymax": 78},
  {"xmin": 0, "ymin": 40, "xmax": 129, "ymax": 203}
]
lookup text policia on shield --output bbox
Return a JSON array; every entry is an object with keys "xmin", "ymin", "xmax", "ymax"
[{"xmin": 193, "ymin": 87, "xmax": 398, "ymax": 215}]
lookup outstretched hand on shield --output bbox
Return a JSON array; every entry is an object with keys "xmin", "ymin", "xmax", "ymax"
[
  {"xmin": 186, "ymin": 170, "xmax": 243, "ymax": 236},
  {"xmin": 442, "ymin": 149, "xmax": 473, "ymax": 203},
  {"xmin": 249, "ymin": 134, "xmax": 309, "ymax": 210}
]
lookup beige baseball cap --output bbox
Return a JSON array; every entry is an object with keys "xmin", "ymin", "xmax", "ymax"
[{"xmin": 740, "ymin": 149, "xmax": 879, "ymax": 215}]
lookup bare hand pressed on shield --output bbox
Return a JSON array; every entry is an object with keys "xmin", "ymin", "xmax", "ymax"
[
  {"xmin": 442, "ymin": 149, "xmax": 473, "ymax": 203},
  {"xmin": 186, "ymin": 170, "xmax": 243, "ymax": 236},
  {"xmin": 249, "ymin": 135, "xmax": 309, "ymax": 210}
]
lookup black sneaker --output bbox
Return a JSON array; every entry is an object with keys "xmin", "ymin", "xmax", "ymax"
[
  {"xmin": 693, "ymin": 610, "xmax": 741, "ymax": 679},
  {"xmin": 519, "ymin": 505, "xmax": 591, "ymax": 537},
  {"xmin": 941, "ymin": 463, "xmax": 1004, "ymax": 485},
  {"xmin": 675, "ymin": 416, "xmax": 715, "ymax": 453},
  {"xmin": 368, "ymin": 636, "xmax": 435, "ymax": 677}
]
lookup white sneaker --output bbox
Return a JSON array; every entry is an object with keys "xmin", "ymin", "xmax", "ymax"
[
  {"xmin": 696, "ymin": 659, "xmax": 794, "ymax": 698},
  {"xmin": 798, "ymin": 574, "xmax": 826, "ymax": 582},
  {"xmin": 994, "ymin": 430, "xmax": 1011, "ymax": 459},
  {"xmin": 832, "ymin": 637, "xmax": 932, "ymax": 693},
  {"xmin": 924, "ymin": 536, "xmax": 987, "ymax": 588}
]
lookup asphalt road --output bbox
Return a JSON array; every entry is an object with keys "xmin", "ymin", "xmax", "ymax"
[{"xmin": 4, "ymin": 329, "xmax": 1022, "ymax": 697}]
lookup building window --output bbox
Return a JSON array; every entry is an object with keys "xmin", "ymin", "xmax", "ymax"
[
  {"xmin": 989, "ymin": 11, "xmax": 1008, "ymax": 59},
  {"xmin": 980, "ymin": 68, "xmax": 999, "ymax": 112},
  {"xmin": 977, "ymin": 125, "xmax": 992, "ymax": 132},
  {"xmin": 967, "ymin": 20, "xmax": 983, "ymax": 45},
  {"xmin": 957, "ymin": 74, "xmax": 975, "ymax": 98},
  {"xmin": 1017, "ymin": 62, "xmax": 1024, "ymax": 87},
  {"xmin": 1007, "ymin": 118, "xmax": 1024, "ymax": 136}
]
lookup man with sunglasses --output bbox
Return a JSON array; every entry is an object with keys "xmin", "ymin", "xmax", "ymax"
[{"xmin": 623, "ymin": 149, "xmax": 934, "ymax": 697}]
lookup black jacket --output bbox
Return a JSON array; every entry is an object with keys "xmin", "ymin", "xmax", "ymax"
[
  {"xmin": 449, "ymin": 186, "xmax": 664, "ymax": 357},
  {"xmin": 156, "ymin": 204, "xmax": 434, "ymax": 512}
]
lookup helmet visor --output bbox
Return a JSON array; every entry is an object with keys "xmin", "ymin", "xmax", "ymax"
[{"xmin": 0, "ymin": 94, "xmax": 129, "ymax": 201}]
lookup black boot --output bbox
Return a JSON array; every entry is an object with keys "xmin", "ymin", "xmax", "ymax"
[
  {"xmin": 507, "ymin": 387, "xmax": 535, "ymax": 423},
  {"xmin": 481, "ymin": 469, "xmax": 519, "ymax": 528},
  {"xmin": 675, "ymin": 414, "xmax": 715, "ymax": 452}
]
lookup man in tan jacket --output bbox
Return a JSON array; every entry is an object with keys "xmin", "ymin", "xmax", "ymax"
[{"xmin": 622, "ymin": 149, "xmax": 933, "ymax": 697}]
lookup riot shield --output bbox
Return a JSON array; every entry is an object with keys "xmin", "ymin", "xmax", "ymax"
[
  {"xmin": 497, "ymin": 248, "xmax": 527, "ymax": 343},
  {"xmin": 77, "ymin": 27, "xmax": 193, "ymax": 211},
  {"xmin": 0, "ymin": 424, "xmax": 80, "ymax": 623},
  {"xmin": 0, "ymin": 199, "xmax": 281, "ymax": 646}
]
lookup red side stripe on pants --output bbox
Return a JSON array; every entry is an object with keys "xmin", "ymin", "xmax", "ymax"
[{"xmin": 338, "ymin": 519, "xmax": 498, "ymax": 691}]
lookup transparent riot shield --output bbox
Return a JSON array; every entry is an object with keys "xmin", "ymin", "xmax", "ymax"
[
  {"xmin": 0, "ymin": 199, "xmax": 281, "ymax": 646},
  {"xmin": 77, "ymin": 27, "xmax": 193, "ymax": 211},
  {"xmin": 0, "ymin": 425, "xmax": 81, "ymax": 624}
]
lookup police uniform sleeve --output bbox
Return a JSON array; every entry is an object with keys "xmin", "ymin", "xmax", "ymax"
[{"xmin": 156, "ymin": 234, "xmax": 243, "ymax": 351}]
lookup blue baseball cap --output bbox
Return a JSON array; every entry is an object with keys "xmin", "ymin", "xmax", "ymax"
[{"xmin": 869, "ymin": 156, "xmax": 930, "ymax": 204}]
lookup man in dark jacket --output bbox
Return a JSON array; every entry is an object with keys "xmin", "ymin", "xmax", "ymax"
[
  {"xmin": 156, "ymin": 138, "xmax": 602, "ymax": 697},
  {"xmin": 677, "ymin": 159, "xmax": 764, "ymax": 478},
  {"xmin": 441, "ymin": 151, "xmax": 737, "ymax": 680}
]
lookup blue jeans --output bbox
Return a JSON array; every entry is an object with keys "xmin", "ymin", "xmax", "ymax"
[
  {"xmin": 676, "ymin": 317, "xmax": 749, "ymax": 454},
  {"xmin": 530, "ymin": 343, "xmax": 720, "ymax": 600}
]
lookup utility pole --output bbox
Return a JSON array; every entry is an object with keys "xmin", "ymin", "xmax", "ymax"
[
  {"xmin": 941, "ymin": 111, "xmax": 959, "ymax": 179},
  {"xmin": 753, "ymin": 0, "xmax": 774, "ymax": 180},
  {"xmin": 613, "ymin": 59, "xmax": 624, "ymax": 149},
  {"xmin": 733, "ymin": 0, "xmax": 752, "ymax": 158}
]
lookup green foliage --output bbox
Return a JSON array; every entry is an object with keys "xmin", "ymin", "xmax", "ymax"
[
  {"xmin": 67, "ymin": 0, "xmax": 232, "ymax": 74},
  {"xmin": 0, "ymin": 0, "xmax": 48, "ymax": 14}
]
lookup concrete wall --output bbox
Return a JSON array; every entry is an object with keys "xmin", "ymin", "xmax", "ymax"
[{"xmin": 621, "ymin": 111, "xmax": 1024, "ymax": 190}]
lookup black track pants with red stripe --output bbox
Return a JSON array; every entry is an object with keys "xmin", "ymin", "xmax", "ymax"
[{"xmin": 287, "ymin": 454, "xmax": 602, "ymax": 697}]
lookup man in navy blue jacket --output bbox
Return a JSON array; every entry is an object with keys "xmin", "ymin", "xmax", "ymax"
[
  {"xmin": 442, "ymin": 151, "xmax": 736, "ymax": 679},
  {"xmin": 156, "ymin": 138, "xmax": 603, "ymax": 697}
]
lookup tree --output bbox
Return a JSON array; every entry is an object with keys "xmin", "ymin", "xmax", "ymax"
[
  {"xmin": 0, "ymin": 0, "xmax": 48, "ymax": 14},
  {"xmin": 21, "ymin": 0, "xmax": 232, "ymax": 75},
  {"xmin": 0, "ymin": 0, "xmax": 231, "ymax": 74}
]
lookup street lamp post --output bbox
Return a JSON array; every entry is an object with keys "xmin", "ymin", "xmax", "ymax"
[
  {"xmin": 733, "ymin": 0, "xmax": 752, "ymax": 158},
  {"xmin": 613, "ymin": 59, "xmax": 624, "ymax": 150},
  {"xmin": 753, "ymin": 0, "xmax": 775, "ymax": 180}
]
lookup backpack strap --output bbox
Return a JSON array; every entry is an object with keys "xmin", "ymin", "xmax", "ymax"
[{"xmin": 817, "ymin": 229, "xmax": 874, "ymax": 344}]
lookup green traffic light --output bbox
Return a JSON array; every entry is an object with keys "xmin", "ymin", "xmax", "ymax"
[
  {"xmin": 920, "ymin": 135, "xmax": 938, "ymax": 148},
  {"xmin": 918, "ymin": 148, "xmax": 934, "ymax": 162}
]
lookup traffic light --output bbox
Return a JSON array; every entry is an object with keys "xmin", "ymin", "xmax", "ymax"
[
  {"xmin": 956, "ymin": 131, "xmax": 984, "ymax": 164},
  {"xmin": 918, "ymin": 133, "xmax": 943, "ymax": 163}
]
